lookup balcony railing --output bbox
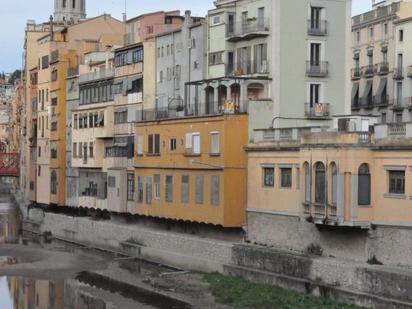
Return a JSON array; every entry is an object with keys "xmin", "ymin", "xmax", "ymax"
[
  {"xmin": 226, "ymin": 18, "xmax": 270, "ymax": 41},
  {"xmin": 67, "ymin": 67, "xmax": 79, "ymax": 77},
  {"xmin": 79, "ymin": 68, "xmax": 114, "ymax": 84},
  {"xmin": 374, "ymin": 62, "xmax": 389, "ymax": 75},
  {"xmin": 388, "ymin": 123, "xmax": 406, "ymax": 136},
  {"xmin": 306, "ymin": 61, "xmax": 329, "ymax": 77},
  {"xmin": 374, "ymin": 95, "xmax": 390, "ymax": 107},
  {"xmin": 351, "ymin": 68, "xmax": 361, "ymax": 80},
  {"xmin": 307, "ymin": 20, "xmax": 327, "ymax": 36},
  {"xmin": 304, "ymin": 103, "xmax": 330, "ymax": 118},
  {"xmin": 226, "ymin": 60, "xmax": 270, "ymax": 76},
  {"xmin": 393, "ymin": 67, "xmax": 404, "ymax": 80},
  {"xmin": 362, "ymin": 65, "xmax": 375, "ymax": 78},
  {"xmin": 140, "ymin": 101, "xmax": 249, "ymax": 122},
  {"xmin": 360, "ymin": 97, "xmax": 374, "ymax": 109}
]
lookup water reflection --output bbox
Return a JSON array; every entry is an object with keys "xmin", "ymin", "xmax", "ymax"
[{"xmin": 0, "ymin": 191, "xmax": 191, "ymax": 309}]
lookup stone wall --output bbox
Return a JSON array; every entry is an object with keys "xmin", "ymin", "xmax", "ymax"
[
  {"xmin": 225, "ymin": 244, "xmax": 412, "ymax": 308},
  {"xmin": 24, "ymin": 206, "xmax": 233, "ymax": 272},
  {"xmin": 247, "ymin": 210, "xmax": 412, "ymax": 268}
]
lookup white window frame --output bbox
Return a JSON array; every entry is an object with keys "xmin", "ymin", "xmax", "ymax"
[{"xmin": 210, "ymin": 131, "xmax": 220, "ymax": 154}]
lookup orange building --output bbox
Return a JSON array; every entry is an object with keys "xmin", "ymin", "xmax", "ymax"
[{"xmin": 132, "ymin": 113, "xmax": 248, "ymax": 227}]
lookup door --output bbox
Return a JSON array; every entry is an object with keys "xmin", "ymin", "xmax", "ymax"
[
  {"xmin": 310, "ymin": 84, "xmax": 320, "ymax": 107},
  {"xmin": 258, "ymin": 7, "xmax": 265, "ymax": 29},
  {"xmin": 311, "ymin": 7, "xmax": 321, "ymax": 29},
  {"xmin": 310, "ymin": 43, "xmax": 321, "ymax": 66},
  {"xmin": 241, "ymin": 12, "xmax": 248, "ymax": 33}
]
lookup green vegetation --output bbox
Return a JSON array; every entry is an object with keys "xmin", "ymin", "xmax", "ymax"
[{"xmin": 204, "ymin": 272, "xmax": 363, "ymax": 309}]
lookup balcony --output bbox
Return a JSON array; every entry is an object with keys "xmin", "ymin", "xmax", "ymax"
[
  {"xmin": 360, "ymin": 97, "xmax": 374, "ymax": 109},
  {"xmin": 374, "ymin": 95, "xmax": 390, "ymax": 108},
  {"xmin": 374, "ymin": 62, "xmax": 389, "ymax": 75},
  {"xmin": 351, "ymin": 68, "xmax": 361, "ymax": 80},
  {"xmin": 362, "ymin": 65, "xmax": 375, "ymax": 78},
  {"xmin": 67, "ymin": 67, "xmax": 79, "ymax": 77},
  {"xmin": 307, "ymin": 20, "xmax": 327, "ymax": 36},
  {"xmin": 226, "ymin": 60, "xmax": 270, "ymax": 76},
  {"xmin": 306, "ymin": 61, "xmax": 329, "ymax": 77},
  {"xmin": 304, "ymin": 103, "xmax": 330, "ymax": 119},
  {"xmin": 393, "ymin": 67, "xmax": 404, "ymax": 80},
  {"xmin": 79, "ymin": 68, "xmax": 114, "ymax": 84},
  {"xmin": 140, "ymin": 101, "xmax": 249, "ymax": 122},
  {"xmin": 50, "ymin": 50, "xmax": 59, "ymax": 63},
  {"xmin": 226, "ymin": 18, "xmax": 270, "ymax": 42},
  {"xmin": 390, "ymin": 97, "xmax": 412, "ymax": 110}
]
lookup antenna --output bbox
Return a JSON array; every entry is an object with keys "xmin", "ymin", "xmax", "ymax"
[{"xmin": 123, "ymin": 0, "xmax": 127, "ymax": 22}]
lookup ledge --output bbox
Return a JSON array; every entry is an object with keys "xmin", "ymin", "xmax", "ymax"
[{"xmin": 384, "ymin": 193, "xmax": 407, "ymax": 200}]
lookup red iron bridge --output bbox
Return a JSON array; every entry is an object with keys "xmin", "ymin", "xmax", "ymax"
[{"xmin": 0, "ymin": 153, "xmax": 19, "ymax": 177}]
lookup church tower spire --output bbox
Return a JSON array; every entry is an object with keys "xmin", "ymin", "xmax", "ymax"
[{"xmin": 54, "ymin": 0, "xmax": 86, "ymax": 23}]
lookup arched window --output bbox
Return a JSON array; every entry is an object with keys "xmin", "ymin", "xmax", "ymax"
[
  {"xmin": 51, "ymin": 170, "xmax": 57, "ymax": 195},
  {"xmin": 315, "ymin": 162, "xmax": 326, "ymax": 204},
  {"xmin": 358, "ymin": 164, "xmax": 371, "ymax": 205},
  {"xmin": 303, "ymin": 162, "xmax": 310, "ymax": 203},
  {"xmin": 330, "ymin": 163, "xmax": 338, "ymax": 205}
]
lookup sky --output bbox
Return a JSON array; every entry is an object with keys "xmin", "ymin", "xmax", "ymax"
[{"xmin": 0, "ymin": 0, "xmax": 372, "ymax": 72}]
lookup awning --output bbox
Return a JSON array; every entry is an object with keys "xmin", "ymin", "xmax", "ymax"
[
  {"xmin": 375, "ymin": 78, "xmax": 387, "ymax": 97},
  {"xmin": 362, "ymin": 80, "xmax": 373, "ymax": 98},
  {"xmin": 351, "ymin": 83, "xmax": 359, "ymax": 99}
]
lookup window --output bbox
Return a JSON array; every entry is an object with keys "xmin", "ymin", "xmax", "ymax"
[
  {"xmin": 148, "ymin": 134, "xmax": 160, "ymax": 154},
  {"xmin": 137, "ymin": 176, "xmax": 144, "ymax": 203},
  {"xmin": 170, "ymin": 138, "xmax": 177, "ymax": 151},
  {"xmin": 73, "ymin": 143, "xmax": 77, "ymax": 157},
  {"xmin": 399, "ymin": 29, "xmax": 404, "ymax": 42},
  {"xmin": 165, "ymin": 175, "xmax": 173, "ymax": 203},
  {"xmin": 50, "ymin": 170, "xmax": 57, "ymax": 195},
  {"xmin": 195, "ymin": 175, "xmax": 204, "ymax": 204},
  {"xmin": 192, "ymin": 133, "xmax": 200, "ymax": 154},
  {"xmin": 89, "ymin": 142, "xmax": 94, "ymax": 158},
  {"xmin": 210, "ymin": 132, "xmax": 220, "ymax": 154},
  {"xmin": 209, "ymin": 52, "xmax": 224, "ymax": 66},
  {"xmin": 154, "ymin": 174, "xmax": 160, "ymax": 200},
  {"xmin": 369, "ymin": 26, "xmax": 374, "ymax": 40},
  {"xmin": 127, "ymin": 174, "xmax": 135, "ymax": 201},
  {"xmin": 358, "ymin": 164, "xmax": 371, "ymax": 205},
  {"xmin": 146, "ymin": 176, "xmax": 152, "ymax": 204},
  {"xmin": 330, "ymin": 163, "xmax": 338, "ymax": 205},
  {"xmin": 181, "ymin": 175, "xmax": 189, "ymax": 203},
  {"xmin": 211, "ymin": 15, "xmax": 221, "ymax": 25},
  {"xmin": 79, "ymin": 142, "xmax": 83, "ymax": 157},
  {"xmin": 304, "ymin": 163, "xmax": 310, "ymax": 203},
  {"xmin": 263, "ymin": 167, "xmax": 274, "ymax": 187},
  {"xmin": 74, "ymin": 114, "xmax": 78, "ymax": 129},
  {"xmin": 315, "ymin": 162, "xmax": 326, "ymax": 204},
  {"xmin": 211, "ymin": 175, "xmax": 220, "ymax": 206},
  {"xmin": 38, "ymin": 165, "xmax": 41, "ymax": 177},
  {"xmin": 389, "ymin": 171, "xmax": 405, "ymax": 195},
  {"xmin": 281, "ymin": 168, "xmax": 292, "ymax": 188},
  {"xmin": 114, "ymin": 109, "xmax": 128, "ymax": 124}
]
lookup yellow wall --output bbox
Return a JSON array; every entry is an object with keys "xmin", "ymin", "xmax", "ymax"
[
  {"xmin": 133, "ymin": 114, "xmax": 248, "ymax": 227},
  {"xmin": 248, "ymin": 133, "xmax": 412, "ymax": 226}
]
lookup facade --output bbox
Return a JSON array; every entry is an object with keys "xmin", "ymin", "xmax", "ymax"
[
  {"xmin": 246, "ymin": 126, "xmax": 412, "ymax": 259},
  {"xmin": 154, "ymin": 11, "xmax": 207, "ymax": 112},
  {"xmin": 351, "ymin": 0, "xmax": 412, "ymax": 124},
  {"xmin": 133, "ymin": 114, "xmax": 248, "ymax": 227}
]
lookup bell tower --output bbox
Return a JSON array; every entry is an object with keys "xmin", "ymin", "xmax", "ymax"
[{"xmin": 54, "ymin": 0, "xmax": 86, "ymax": 22}]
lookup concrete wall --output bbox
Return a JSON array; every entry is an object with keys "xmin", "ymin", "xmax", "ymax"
[
  {"xmin": 247, "ymin": 210, "xmax": 412, "ymax": 268},
  {"xmin": 25, "ymin": 207, "xmax": 233, "ymax": 272}
]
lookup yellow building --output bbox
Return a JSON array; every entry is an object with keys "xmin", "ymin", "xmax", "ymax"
[
  {"xmin": 132, "ymin": 114, "xmax": 248, "ymax": 227},
  {"xmin": 33, "ymin": 15, "xmax": 124, "ymax": 207},
  {"xmin": 246, "ymin": 125, "xmax": 412, "ymax": 264}
]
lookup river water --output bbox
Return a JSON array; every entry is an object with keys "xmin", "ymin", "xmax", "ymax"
[{"xmin": 0, "ymin": 189, "xmax": 192, "ymax": 309}]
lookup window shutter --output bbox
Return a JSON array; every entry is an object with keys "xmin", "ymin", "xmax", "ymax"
[
  {"xmin": 185, "ymin": 133, "xmax": 192, "ymax": 149},
  {"xmin": 146, "ymin": 176, "xmax": 152, "ymax": 204},
  {"xmin": 154, "ymin": 134, "xmax": 160, "ymax": 154},
  {"xmin": 195, "ymin": 175, "xmax": 204, "ymax": 204},
  {"xmin": 211, "ymin": 133, "xmax": 220, "ymax": 154},
  {"xmin": 181, "ymin": 175, "xmax": 189, "ymax": 203},
  {"xmin": 148, "ymin": 135, "xmax": 153, "ymax": 154},
  {"xmin": 211, "ymin": 175, "xmax": 220, "ymax": 206},
  {"xmin": 137, "ymin": 136, "xmax": 143, "ymax": 155},
  {"xmin": 193, "ymin": 134, "xmax": 200, "ymax": 154}
]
